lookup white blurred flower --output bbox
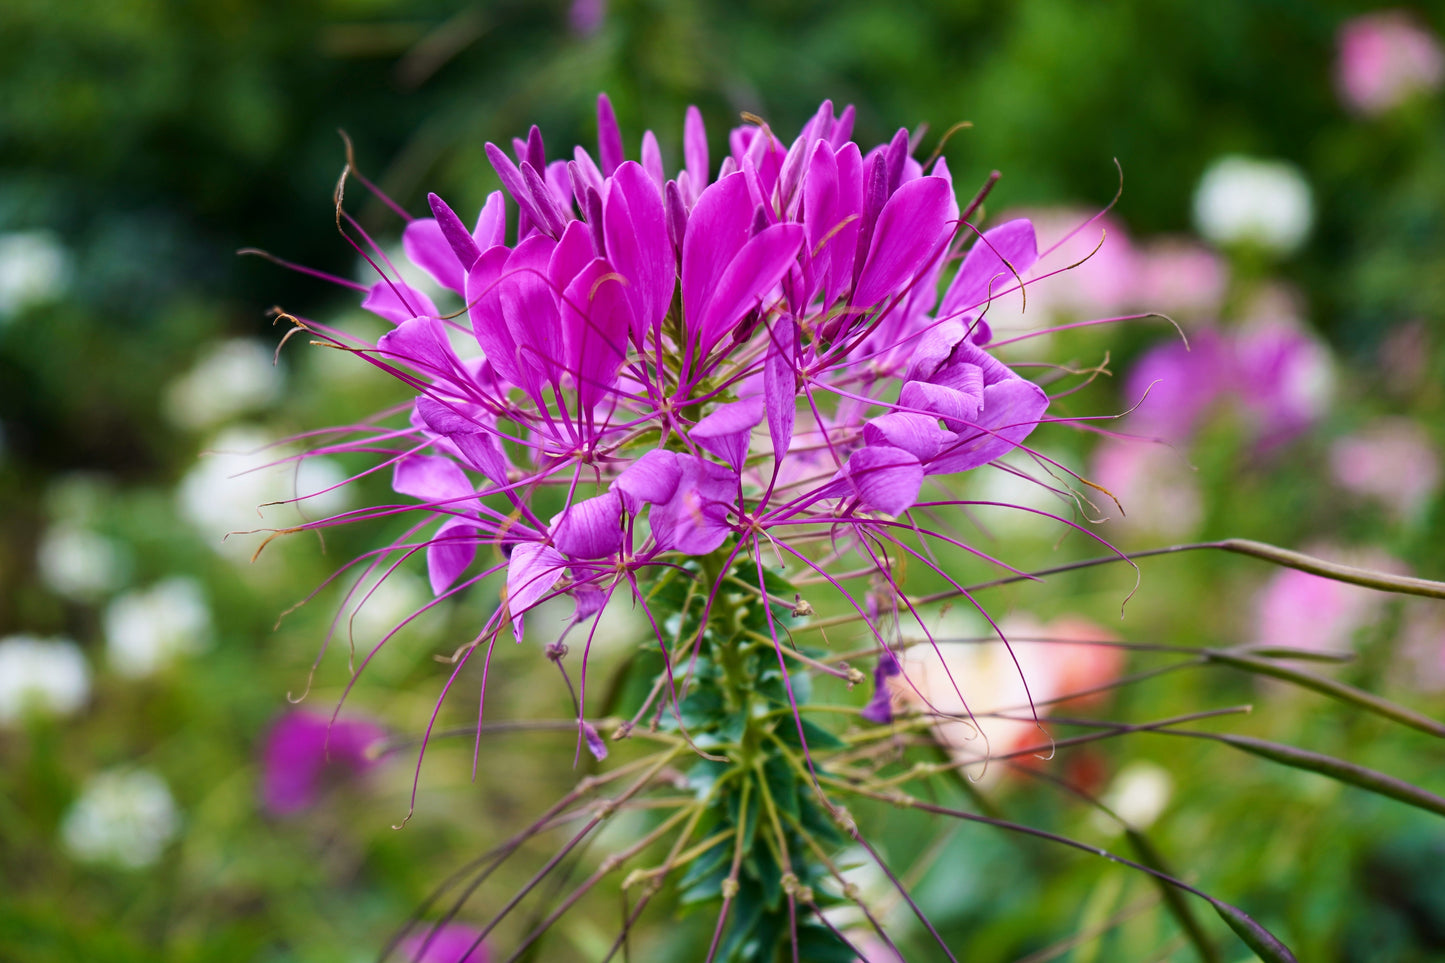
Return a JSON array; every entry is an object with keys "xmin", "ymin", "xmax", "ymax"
[
  {"xmin": 177, "ymin": 426, "xmax": 350, "ymax": 559},
  {"xmin": 60, "ymin": 767, "xmax": 180, "ymax": 869},
  {"xmin": 0, "ymin": 230, "xmax": 72, "ymax": 321},
  {"xmin": 1093, "ymin": 761, "xmax": 1173, "ymax": 834},
  {"xmin": 0, "ymin": 635, "xmax": 91, "ymax": 725},
  {"xmin": 104, "ymin": 578, "xmax": 212, "ymax": 678},
  {"xmin": 36, "ymin": 523, "xmax": 127, "ymax": 599},
  {"xmin": 164, "ymin": 339, "xmax": 283, "ymax": 430},
  {"xmin": 1193, "ymin": 156, "xmax": 1313, "ymax": 254}
]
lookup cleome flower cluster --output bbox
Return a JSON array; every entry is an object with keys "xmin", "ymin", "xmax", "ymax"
[{"xmin": 286, "ymin": 94, "xmax": 1082, "ymax": 759}]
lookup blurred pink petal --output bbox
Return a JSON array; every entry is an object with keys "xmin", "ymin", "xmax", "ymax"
[{"xmin": 1336, "ymin": 11, "xmax": 1445, "ymax": 116}]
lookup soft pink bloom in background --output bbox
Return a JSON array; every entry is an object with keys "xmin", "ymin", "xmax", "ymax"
[
  {"xmin": 1336, "ymin": 11, "xmax": 1445, "ymax": 115},
  {"xmin": 568, "ymin": 0, "xmax": 605, "ymax": 35},
  {"xmin": 1133, "ymin": 238, "xmax": 1228, "ymax": 318},
  {"xmin": 1091, "ymin": 439, "xmax": 1204, "ymax": 538},
  {"xmin": 1330, "ymin": 417, "xmax": 1441, "ymax": 518},
  {"xmin": 1252, "ymin": 549, "xmax": 1404, "ymax": 655},
  {"xmin": 1232, "ymin": 311, "xmax": 1334, "ymax": 451},
  {"xmin": 402, "ymin": 924, "xmax": 489, "ymax": 963},
  {"xmin": 261, "ymin": 711, "xmax": 386, "ymax": 816},
  {"xmin": 1398, "ymin": 602, "xmax": 1445, "ymax": 693}
]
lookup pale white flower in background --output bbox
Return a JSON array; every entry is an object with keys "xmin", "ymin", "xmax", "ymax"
[
  {"xmin": 1092, "ymin": 761, "xmax": 1173, "ymax": 834},
  {"xmin": 1193, "ymin": 155, "xmax": 1313, "ymax": 254},
  {"xmin": 104, "ymin": 578, "xmax": 213, "ymax": 678},
  {"xmin": 36, "ymin": 523, "xmax": 128, "ymax": 599},
  {"xmin": 60, "ymin": 767, "xmax": 181, "ymax": 869},
  {"xmin": 164, "ymin": 339, "xmax": 283, "ymax": 430},
  {"xmin": 177, "ymin": 426, "xmax": 350, "ymax": 559},
  {"xmin": 0, "ymin": 635, "xmax": 91, "ymax": 724},
  {"xmin": 0, "ymin": 230, "xmax": 72, "ymax": 321}
]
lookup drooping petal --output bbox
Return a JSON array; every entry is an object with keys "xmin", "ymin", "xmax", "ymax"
[
  {"xmin": 428, "ymin": 516, "xmax": 479, "ymax": 596},
  {"xmin": 392, "ymin": 454, "xmax": 476, "ymax": 508},
  {"xmin": 846, "ymin": 446, "xmax": 924, "ymax": 516},
  {"xmin": 852, "ymin": 175, "xmax": 955, "ymax": 310},
  {"xmin": 414, "ymin": 397, "xmax": 511, "ymax": 486},
  {"xmin": 939, "ymin": 218, "xmax": 1039, "ymax": 322},
  {"xmin": 506, "ymin": 543, "xmax": 566, "ymax": 640},
  {"xmin": 603, "ymin": 162, "xmax": 674, "ymax": 344},
  {"xmin": 691, "ymin": 396, "xmax": 765, "ymax": 470},
  {"xmin": 377, "ymin": 316, "xmax": 465, "ymax": 387},
  {"xmin": 764, "ymin": 319, "xmax": 798, "ymax": 456},
  {"xmin": 550, "ymin": 490, "xmax": 622, "ymax": 559},
  {"xmin": 862, "ymin": 412, "xmax": 948, "ymax": 461},
  {"xmin": 926, "ymin": 377, "xmax": 1050, "ymax": 475},
  {"xmin": 361, "ymin": 280, "xmax": 439, "ymax": 325},
  {"xmin": 613, "ymin": 449, "xmax": 683, "ymax": 512}
]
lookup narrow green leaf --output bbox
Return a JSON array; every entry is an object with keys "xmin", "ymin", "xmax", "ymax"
[
  {"xmin": 1207, "ymin": 897, "xmax": 1297, "ymax": 963},
  {"xmin": 1125, "ymin": 830, "xmax": 1221, "ymax": 963},
  {"xmin": 1182, "ymin": 731, "xmax": 1445, "ymax": 818},
  {"xmin": 1205, "ymin": 649, "xmax": 1445, "ymax": 738}
]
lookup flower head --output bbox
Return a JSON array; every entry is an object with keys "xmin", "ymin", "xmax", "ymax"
[
  {"xmin": 261, "ymin": 710, "xmax": 386, "ymax": 816},
  {"xmin": 1336, "ymin": 11, "xmax": 1445, "ymax": 116}
]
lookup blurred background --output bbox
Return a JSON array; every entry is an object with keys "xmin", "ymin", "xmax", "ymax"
[{"xmin": 2, "ymin": 1, "xmax": 1444, "ymax": 960}]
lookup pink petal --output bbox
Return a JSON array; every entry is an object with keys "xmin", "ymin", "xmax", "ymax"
[
  {"xmin": 472, "ymin": 190, "xmax": 508, "ymax": 250},
  {"xmin": 498, "ymin": 235, "xmax": 563, "ymax": 394},
  {"xmin": 465, "ymin": 247, "xmax": 525, "ymax": 390},
  {"xmin": 428, "ymin": 516, "xmax": 479, "ymax": 596},
  {"xmin": 551, "ymin": 490, "xmax": 623, "ymax": 559},
  {"xmin": 927, "ymin": 378, "xmax": 1049, "ymax": 475},
  {"xmin": 847, "ymin": 446, "xmax": 924, "ymax": 516},
  {"xmin": 614, "ymin": 449, "xmax": 683, "ymax": 512},
  {"xmin": 361, "ymin": 280, "xmax": 439, "ymax": 326},
  {"xmin": 392, "ymin": 454, "xmax": 476, "ymax": 507},
  {"xmin": 507, "ymin": 543, "xmax": 566, "ymax": 641},
  {"xmin": 560, "ymin": 257, "xmax": 632, "ymax": 415},
  {"xmin": 402, "ymin": 217, "xmax": 465, "ymax": 295},
  {"xmin": 596, "ymin": 93, "xmax": 624, "ymax": 175},
  {"xmin": 764, "ymin": 319, "xmax": 798, "ymax": 456},
  {"xmin": 684, "ymin": 105, "xmax": 709, "ymax": 199},
  {"xmin": 900, "ymin": 380, "xmax": 983, "ymax": 431},
  {"xmin": 939, "ymin": 218, "xmax": 1039, "ymax": 322},
  {"xmin": 682, "ymin": 173, "xmax": 754, "ymax": 350},
  {"xmin": 691, "ymin": 396, "xmax": 765, "ymax": 470},
  {"xmin": 862, "ymin": 412, "xmax": 948, "ymax": 461}
]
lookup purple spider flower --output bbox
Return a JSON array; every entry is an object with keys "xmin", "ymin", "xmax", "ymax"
[
  {"xmin": 261, "ymin": 710, "xmax": 386, "ymax": 816},
  {"xmin": 402, "ymin": 923, "xmax": 489, "ymax": 963}
]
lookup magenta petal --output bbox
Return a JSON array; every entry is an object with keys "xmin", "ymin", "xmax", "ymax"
[
  {"xmin": 560, "ymin": 257, "xmax": 632, "ymax": 414},
  {"xmin": 472, "ymin": 191, "xmax": 507, "ymax": 250},
  {"xmin": 262, "ymin": 711, "xmax": 384, "ymax": 817},
  {"xmin": 428, "ymin": 516, "xmax": 479, "ymax": 596},
  {"xmin": 378, "ymin": 316, "xmax": 466, "ymax": 387},
  {"xmin": 684, "ymin": 105, "xmax": 709, "ymax": 197},
  {"xmin": 403, "ymin": 218, "xmax": 466, "ymax": 295},
  {"xmin": 853, "ymin": 175, "xmax": 954, "ymax": 310},
  {"xmin": 393, "ymin": 454, "xmax": 476, "ymax": 507},
  {"xmin": 507, "ymin": 543, "xmax": 566, "ymax": 641},
  {"xmin": 603, "ymin": 162, "xmax": 674, "ymax": 344},
  {"xmin": 550, "ymin": 491, "xmax": 623, "ymax": 559},
  {"xmin": 847, "ymin": 446, "xmax": 924, "ymax": 516},
  {"xmin": 414, "ymin": 398, "xmax": 510, "ymax": 486},
  {"xmin": 498, "ymin": 235, "xmax": 564, "ymax": 393},
  {"xmin": 362, "ymin": 280, "xmax": 439, "ymax": 325},
  {"xmin": 649, "ymin": 458, "xmax": 737, "ymax": 555},
  {"xmin": 465, "ymin": 247, "xmax": 524, "ymax": 390},
  {"xmin": 401, "ymin": 923, "xmax": 488, "ymax": 963},
  {"xmin": 764, "ymin": 319, "xmax": 798, "ymax": 456},
  {"xmin": 691, "ymin": 396, "xmax": 765, "ymax": 470},
  {"xmin": 697, "ymin": 222, "xmax": 804, "ymax": 360},
  {"xmin": 862, "ymin": 412, "xmax": 947, "ymax": 461},
  {"xmin": 550, "ymin": 220, "xmax": 597, "ymax": 293},
  {"xmin": 939, "ymin": 218, "xmax": 1039, "ymax": 321},
  {"xmin": 682, "ymin": 173, "xmax": 754, "ymax": 349},
  {"xmin": 614, "ymin": 449, "xmax": 683, "ymax": 512},
  {"xmin": 596, "ymin": 93, "xmax": 625, "ymax": 175},
  {"xmin": 582, "ymin": 721, "xmax": 609, "ymax": 761},
  {"xmin": 427, "ymin": 193, "xmax": 483, "ymax": 273}
]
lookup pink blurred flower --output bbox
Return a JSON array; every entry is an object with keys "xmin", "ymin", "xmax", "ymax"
[
  {"xmin": 887, "ymin": 613, "xmax": 1123, "ymax": 778},
  {"xmin": 402, "ymin": 924, "xmax": 488, "ymax": 963},
  {"xmin": 1134, "ymin": 238, "xmax": 1227, "ymax": 318},
  {"xmin": 1233, "ymin": 313, "xmax": 1334, "ymax": 451},
  {"xmin": 1091, "ymin": 439, "xmax": 1203, "ymax": 538},
  {"xmin": 1336, "ymin": 11, "xmax": 1445, "ymax": 116},
  {"xmin": 1330, "ymin": 417, "xmax": 1441, "ymax": 518},
  {"xmin": 261, "ymin": 710, "xmax": 386, "ymax": 816},
  {"xmin": 990, "ymin": 207, "xmax": 1138, "ymax": 323},
  {"xmin": 1252, "ymin": 549, "xmax": 1403, "ymax": 655},
  {"xmin": 1397, "ymin": 602, "xmax": 1445, "ymax": 692}
]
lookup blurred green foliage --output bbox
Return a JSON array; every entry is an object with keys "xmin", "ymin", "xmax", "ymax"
[{"xmin": 2, "ymin": 1, "xmax": 1444, "ymax": 961}]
